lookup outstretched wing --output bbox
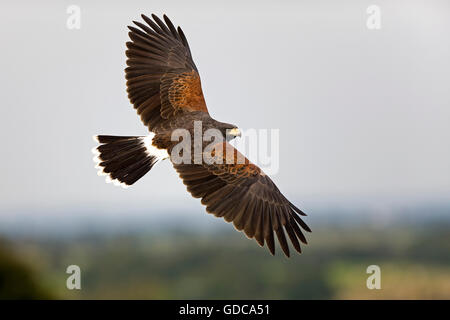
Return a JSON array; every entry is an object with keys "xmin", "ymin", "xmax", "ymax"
[
  {"xmin": 126, "ymin": 14, "xmax": 208, "ymax": 131},
  {"xmin": 173, "ymin": 142, "xmax": 310, "ymax": 257}
]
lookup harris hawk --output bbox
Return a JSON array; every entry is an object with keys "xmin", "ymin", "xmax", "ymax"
[{"xmin": 93, "ymin": 14, "xmax": 310, "ymax": 257}]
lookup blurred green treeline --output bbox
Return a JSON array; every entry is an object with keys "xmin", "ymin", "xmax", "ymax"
[{"xmin": 0, "ymin": 223, "xmax": 449, "ymax": 299}]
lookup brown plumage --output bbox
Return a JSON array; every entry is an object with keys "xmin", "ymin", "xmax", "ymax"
[
  {"xmin": 125, "ymin": 14, "xmax": 207, "ymax": 129},
  {"xmin": 93, "ymin": 14, "xmax": 311, "ymax": 257}
]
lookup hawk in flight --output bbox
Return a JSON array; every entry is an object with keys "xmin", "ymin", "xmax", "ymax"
[{"xmin": 93, "ymin": 14, "xmax": 310, "ymax": 257}]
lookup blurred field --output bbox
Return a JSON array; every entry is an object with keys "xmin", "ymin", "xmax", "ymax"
[{"xmin": 1, "ymin": 221, "xmax": 449, "ymax": 299}]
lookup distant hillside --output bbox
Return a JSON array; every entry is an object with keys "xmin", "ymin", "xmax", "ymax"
[{"xmin": 2, "ymin": 224, "xmax": 449, "ymax": 299}]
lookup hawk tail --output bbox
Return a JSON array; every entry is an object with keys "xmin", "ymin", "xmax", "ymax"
[{"xmin": 92, "ymin": 134, "xmax": 168, "ymax": 188}]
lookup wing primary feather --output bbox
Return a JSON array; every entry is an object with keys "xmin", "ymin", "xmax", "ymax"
[
  {"xmin": 215, "ymin": 190, "xmax": 248, "ymax": 218},
  {"xmin": 289, "ymin": 200, "xmax": 307, "ymax": 216},
  {"xmin": 203, "ymin": 185, "xmax": 234, "ymax": 210},
  {"xmin": 292, "ymin": 213, "xmax": 312, "ymax": 232},
  {"xmin": 177, "ymin": 26, "xmax": 193, "ymax": 57},
  {"xmin": 128, "ymin": 31, "xmax": 171, "ymax": 54},
  {"xmin": 264, "ymin": 207, "xmax": 275, "ymax": 255},
  {"xmin": 127, "ymin": 29, "xmax": 167, "ymax": 52},
  {"xmin": 236, "ymin": 196, "xmax": 256, "ymax": 233},
  {"xmin": 231, "ymin": 194, "xmax": 250, "ymax": 230},
  {"xmin": 141, "ymin": 14, "xmax": 165, "ymax": 35},
  {"xmin": 269, "ymin": 204, "xmax": 279, "ymax": 230},
  {"xmin": 152, "ymin": 14, "xmax": 172, "ymax": 35},
  {"xmin": 284, "ymin": 222, "xmax": 302, "ymax": 254},
  {"xmin": 126, "ymin": 41, "xmax": 165, "ymax": 57},
  {"xmin": 275, "ymin": 226, "xmax": 290, "ymax": 257},
  {"xmin": 206, "ymin": 187, "xmax": 242, "ymax": 214},
  {"xmin": 253, "ymin": 203, "xmax": 264, "ymax": 246},
  {"xmin": 290, "ymin": 217, "xmax": 308, "ymax": 244},
  {"xmin": 133, "ymin": 21, "xmax": 157, "ymax": 37},
  {"xmin": 270, "ymin": 205, "xmax": 289, "ymax": 257},
  {"xmin": 227, "ymin": 191, "xmax": 250, "ymax": 225},
  {"xmin": 242, "ymin": 197, "xmax": 258, "ymax": 238},
  {"xmin": 201, "ymin": 183, "xmax": 231, "ymax": 205},
  {"xmin": 163, "ymin": 14, "xmax": 181, "ymax": 40},
  {"xmin": 132, "ymin": 22, "xmax": 174, "ymax": 47},
  {"xmin": 128, "ymin": 25, "xmax": 153, "ymax": 40},
  {"xmin": 140, "ymin": 14, "xmax": 159, "ymax": 31}
]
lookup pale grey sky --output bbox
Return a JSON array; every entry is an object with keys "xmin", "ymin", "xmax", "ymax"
[{"xmin": 0, "ymin": 0, "xmax": 449, "ymax": 219}]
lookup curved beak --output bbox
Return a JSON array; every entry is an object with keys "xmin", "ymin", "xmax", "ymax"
[{"xmin": 228, "ymin": 128, "xmax": 241, "ymax": 138}]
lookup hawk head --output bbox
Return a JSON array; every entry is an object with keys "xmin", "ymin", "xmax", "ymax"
[{"xmin": 215, "ymin": 121, "xmax": 241, "ymax": 141}]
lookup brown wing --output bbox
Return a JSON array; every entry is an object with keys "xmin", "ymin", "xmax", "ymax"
[
  {"xmin": 126, "ymin": 14, "xmax": 208, "ymax": 131},
  {"xmin": 173, "ymin": 142, "xmax": 311, "ymax": 257}
]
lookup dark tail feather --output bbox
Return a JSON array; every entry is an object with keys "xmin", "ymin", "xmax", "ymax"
[{"xmin": 92, "ymin": 134, "xmax": 166, "ymax": 187}]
